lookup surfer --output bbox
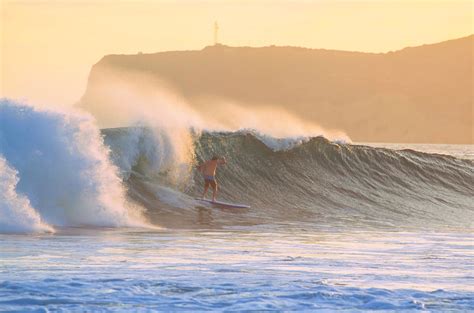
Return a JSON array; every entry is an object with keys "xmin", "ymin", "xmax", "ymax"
[{"xmin": 197, "ymin": 156, "xmax": 226, "ymax": 201}]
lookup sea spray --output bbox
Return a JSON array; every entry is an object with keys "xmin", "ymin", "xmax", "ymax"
[
  {"xmin": 102, "ymin": 127, "xmax": 200, "ymax": 211},
  {"xmin": 81, "ymin": 65, "xmax": 351, "ymax": 142},
  {"xmin": 103, "ymin": 127, "xmax": 197, "ymax": 188},
  {"xmin": 0, "ymin": 100, "xmax": 145, "ymax": 231},
  {"xmin": 79, "ymin": 65, "xmax": 349, "ymax": 185}
]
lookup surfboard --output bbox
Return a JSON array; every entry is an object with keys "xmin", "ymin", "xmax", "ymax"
[{"xmin": 195, "ymin": 198, "xmax": 250, "ymax": 209}]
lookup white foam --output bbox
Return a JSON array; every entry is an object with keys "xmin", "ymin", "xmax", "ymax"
[
  {"xmin": 237, "ymin": 129, "xmax": 311, "ymax": 151},
  {"xmin": 0, "ymin": 100, "xmax": 146, "ymax": 232},
  {"xmin": 0, "ymin": 156, "xmax": 53, "ymax": 233},
  {"xmin": 105, "ymin": 127, "xmax": 195, "ymax": 188}
]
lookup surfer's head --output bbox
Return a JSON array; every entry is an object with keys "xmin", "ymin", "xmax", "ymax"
[{"xmin": 212, "ymin": 155, "xmax": 220, "ymax": 160}]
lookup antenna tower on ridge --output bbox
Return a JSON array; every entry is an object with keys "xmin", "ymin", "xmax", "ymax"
[{"xmin": 214, "ymin": 21, "xmax": 219, "ymax": 45}]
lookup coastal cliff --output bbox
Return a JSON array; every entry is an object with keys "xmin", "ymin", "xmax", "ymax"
[{"xmin": 80, "ymin": 35, "xmax": 473, "ymax": 143}]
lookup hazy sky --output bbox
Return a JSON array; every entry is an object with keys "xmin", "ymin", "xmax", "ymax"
[{"xmin": 1, "ymin": 0, "xmax": 473, "ymax": 106}]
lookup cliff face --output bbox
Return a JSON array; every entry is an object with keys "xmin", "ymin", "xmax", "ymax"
[{"xmin": 81, "ymin": 36, "xmax": 473, "ymax": 143}]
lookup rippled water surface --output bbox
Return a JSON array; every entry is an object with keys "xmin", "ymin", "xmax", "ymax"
[{"xmin": 1, "ymin": 227, "xmax": 473, "ymax": 311}]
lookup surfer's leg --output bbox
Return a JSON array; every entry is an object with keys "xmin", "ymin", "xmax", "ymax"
[
  {"xmin": 202, "ymin": 180, "xmax": 210, "ymax": 199},
  {"xmin": 211, "ymin": 180, "xmax": 217, "ymax": 201}
]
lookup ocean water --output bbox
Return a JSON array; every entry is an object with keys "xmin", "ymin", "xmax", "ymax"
[
  {"xmin": 1, "ymin": 100, "xmax": 473, "ymax": 311},
  {"xmin": 1, "ymin": 228, "xmax": 473, "ymax": 312}
]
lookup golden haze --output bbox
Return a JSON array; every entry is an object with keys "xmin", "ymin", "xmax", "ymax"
[{"xmin": 1, "ymin": 0, "xmax": 472, "ymax": 106}]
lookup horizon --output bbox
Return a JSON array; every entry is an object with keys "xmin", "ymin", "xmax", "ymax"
[{"xmin": 1, "ymin": 0, "xmax": 473, "ymax": 107}]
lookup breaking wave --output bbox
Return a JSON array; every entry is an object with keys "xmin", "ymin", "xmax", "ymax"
[
  {"xmin": 1, "ymin": 99, "xmax": 472, "ymax": 233},
  {"xmin": 0, "ymin": 100, "xmax": 145, "ymax": 233}
]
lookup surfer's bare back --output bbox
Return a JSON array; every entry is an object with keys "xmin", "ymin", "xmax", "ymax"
[{"xmin": 197, "ymin": 156, "xmax": 226, "ymax": 201}]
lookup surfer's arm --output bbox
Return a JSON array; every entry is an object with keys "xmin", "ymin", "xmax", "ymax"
[{"xmin": 196, "ymin": 162, "xmax": 205, "ymax": 172}]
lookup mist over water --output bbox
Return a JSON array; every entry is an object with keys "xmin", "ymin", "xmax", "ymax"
[{"xmin": 79, "ymin": 65, "xmax": 350, "ymax": 161}]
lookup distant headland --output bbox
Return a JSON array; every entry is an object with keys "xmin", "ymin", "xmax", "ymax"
[{"xmin": 80, "ymin": 35, "xmax": 473, "ymax": 144}]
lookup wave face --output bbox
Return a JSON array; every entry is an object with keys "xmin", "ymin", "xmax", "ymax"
[
  {"xmin": 103, "ymin": 128, "xmax": 474, "ymax": 230},
  {"xmin": 1, "ymin": 98, "xmax": 472, "ymax": 233},
  {"xmin": 0, "ymin": 100, "xmax": 144, "ymax": 233}
]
